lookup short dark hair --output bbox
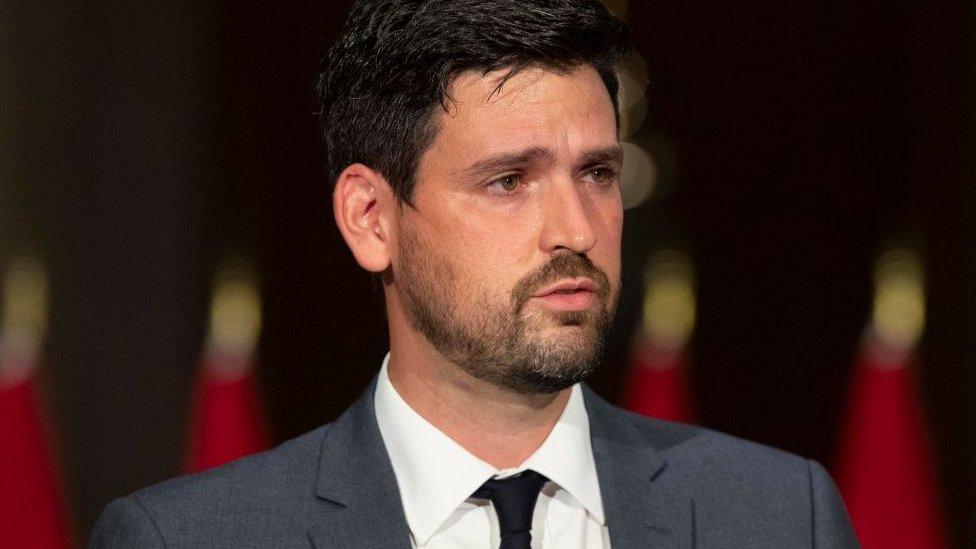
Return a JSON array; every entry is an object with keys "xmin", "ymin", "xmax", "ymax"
[{"xmin": 316, "ymin": 0, "xmax": 631, "ymax": 203}]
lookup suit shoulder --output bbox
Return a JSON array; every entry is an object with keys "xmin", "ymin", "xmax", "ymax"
[
  {"xmin": 89, "ymin": 496, "xmax": 165, "ymax": 548},
  {"xmin": 622, "ymin": 410, "xmax": 814, "ymax": 493},
  {"xmin": 623, "ymin": 411, "xmax": 856, "ymax": 545},
  {"xmin": 627, "ymin": 410, "xmax": 807, "ymax": 467},
  {"xmin": 96, "ymin": 424, "xmax": 332, "ymax": 547},
  {"xmin": 134, "ymin": 423, "xmax": 330, "ymax": 506}
]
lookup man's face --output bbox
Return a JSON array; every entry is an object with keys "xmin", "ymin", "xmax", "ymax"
[{"xmin": 393, "ymin": 66, "xmax": 623, "ymax": 394}]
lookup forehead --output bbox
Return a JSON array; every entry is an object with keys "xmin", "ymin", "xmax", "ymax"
[{"xmin": 422, "ymin": 66, "xmax": 618, "ymax": 175}]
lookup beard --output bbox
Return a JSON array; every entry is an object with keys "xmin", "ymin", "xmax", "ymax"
[{"xmin": 396, "ymin": 226, "xmax": 618, "ymax": 394}]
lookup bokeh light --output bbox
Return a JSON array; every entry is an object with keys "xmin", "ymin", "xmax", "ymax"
[
  {"xmin": 620, "ymin": 141, "xmax": 657, "ymax": 209},
  {"xmin": 600, "ymin": 0, "xmax": 629, "ymax": 19},
  {"xmin": 871, "ymin": 248, "xmax": 925, "ymax": 351},
  {"xmin": 0, "ymin": 256, "xmax": 48, "ymax": 384},
  {"xmin": 616, "ymin": 50, "xmax": 649, "ymax": 137},
  {"xmin": 1, "ymin": 256, "xmax": 48, "ymax": 354},
  {"xmin": 208, "ymin": 257, "xmax": 262, "ymax": 366},
  {"xmin": 641, "ymin": 250, "xmax": 697, "ymax": 350}
]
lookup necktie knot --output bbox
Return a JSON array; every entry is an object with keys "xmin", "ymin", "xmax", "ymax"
[{"xmin": 473, "ymin": 470, "xmax": 549, "ymax": 549}]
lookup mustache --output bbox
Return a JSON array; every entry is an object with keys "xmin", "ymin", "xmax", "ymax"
[{"xmin": 510, "ymin": 254, "xmax": 612, "ymax": 311}]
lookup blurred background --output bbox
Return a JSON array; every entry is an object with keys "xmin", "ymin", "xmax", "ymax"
[{"xmin": 2, "ymin": 0, "xmax": 974, "ymax": 547}]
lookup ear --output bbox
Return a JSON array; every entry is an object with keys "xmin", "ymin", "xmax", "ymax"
[{"xmin": 333, "ymin": 163, "xmax": 396, "ymax": 272}]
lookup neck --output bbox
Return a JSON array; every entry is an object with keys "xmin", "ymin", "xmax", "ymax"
[{"xmin": 386, "ymin": 319, "xmax": 571, "ymax": 469}]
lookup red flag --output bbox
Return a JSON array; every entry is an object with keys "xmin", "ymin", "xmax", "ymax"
[
  {"xmin": 622, "ymin": 337, "xmax": 695, "ymax": 423},
  {"xmin": 186, "ymin": 349, "xmax": 269, "ymax": 473},
  {"xmin": 622, "ymin": 250, "xmax": 697, "ymax": 423},
  {"xmin": 834, "ymin": 335, "xmax": 947, "ymax": 549},
  {"xmin": 0, "ymin": 351, "xmax": 71, "ymax": 549}
]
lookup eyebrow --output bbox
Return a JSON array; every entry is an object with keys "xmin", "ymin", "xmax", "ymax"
[
  {"xmin": 579, "ymin": 145, "xmax": 624, "ymax": 168},
  {"xmin": 460, "ymin": 146, "xmax": 554, "ymax": 178},
  {"xmin": 459, "ymin": 145, "xmax": 623, "ymax": 178}
]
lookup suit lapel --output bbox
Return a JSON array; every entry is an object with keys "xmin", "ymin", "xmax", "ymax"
[
  {"xmin": 308, "ymin": 378, "xmax": 412, "ymax": 549},
  {"xmin": 305, "ymin": 378, "xmax": 695, "ymax": 548},
  {"xmin": 583, "ymin": 385, "xmax": 696, "ymax": 549}
]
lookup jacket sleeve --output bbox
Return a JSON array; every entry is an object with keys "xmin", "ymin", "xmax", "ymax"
[
  {"xmin": 88, "ymin": 496, "xmax": 166, "ymax": 549},
  {"xmin": 808, "ymin": 460, "xmax": 860, "ymax": 548}
]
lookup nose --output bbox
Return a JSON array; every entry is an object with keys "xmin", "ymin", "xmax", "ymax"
[{"xmin": 539, "ymin": 180, "xmax": 597, "ymax": 255}]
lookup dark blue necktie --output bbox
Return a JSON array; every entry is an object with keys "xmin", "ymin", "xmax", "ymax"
[{"xmin": 473, "ymin": 470, "xmax": 549, "ymax": 549}]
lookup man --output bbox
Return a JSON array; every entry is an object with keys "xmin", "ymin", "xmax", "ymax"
[{"xmin": 90, "ymin": 0, "xmax": 859, "ymax": 547}]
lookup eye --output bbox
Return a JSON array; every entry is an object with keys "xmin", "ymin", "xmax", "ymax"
[
  {"xmin": 585, "ymin": 166, "xmax": 617, "ymax": 186},
  {"xmin": 488, "ymin": 174, "xmax": 523, "ymax": 194}
]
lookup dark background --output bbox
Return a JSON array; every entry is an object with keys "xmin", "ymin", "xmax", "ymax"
[{"xmin": 2, "ymin": 1, "xmax": 974, "ymax": 545}]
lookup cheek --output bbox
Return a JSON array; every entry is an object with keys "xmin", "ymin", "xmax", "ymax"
[
  {"xmin": 589, "ymin": 186, "xmax": 623, "ymax": 236},
  {"xmin": 443, "ymin": 197, "xmax": 540, "ymax": 264},
  {"xmin": 425, "ymin": 217, "xmax": 516, "ymax": 292}
]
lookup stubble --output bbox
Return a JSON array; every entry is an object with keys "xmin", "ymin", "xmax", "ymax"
[{"xmin": 396, "ymin": 225, "xmax": 618, "ymax": 394}]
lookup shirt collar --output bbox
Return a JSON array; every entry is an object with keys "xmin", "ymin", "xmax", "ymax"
[
  {"xmin": 373, "ymin": 353, "xmax": 605, "ymax": 545},
  {"xmin": 519, "ymin": 380, "xmax": 605, "ymax": 525}
]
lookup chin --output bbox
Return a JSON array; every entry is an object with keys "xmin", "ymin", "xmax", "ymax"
[
  {"xmin": 505, "ymin": 355, "xmax": 599, "ymax": 395},
  {"xmin": 535, "ymin": 316, "xmax": 601, "ymax": 338}
]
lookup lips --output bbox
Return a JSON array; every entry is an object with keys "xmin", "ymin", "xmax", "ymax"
[
  {"xmin": 533, "ymin": 278, "xmax": 598, "ymax": 298},
  {"xmin": 530, "ymin": 278, "xmax": 598, "ymax": 312}
]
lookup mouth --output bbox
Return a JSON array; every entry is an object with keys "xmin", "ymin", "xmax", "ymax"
[{"xmin": 530, "ymin": 278, "xmax": 598, "ymax": 311}]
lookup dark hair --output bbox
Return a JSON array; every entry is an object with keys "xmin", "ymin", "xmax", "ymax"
[{"xmin": 316, "ymin": 0, "xmax": 631, "ymax": 203}]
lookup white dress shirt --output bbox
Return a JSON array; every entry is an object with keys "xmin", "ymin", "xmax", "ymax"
[{"xmin": 374, "ymin": 354, "xmax": 611, "ymax": 549}]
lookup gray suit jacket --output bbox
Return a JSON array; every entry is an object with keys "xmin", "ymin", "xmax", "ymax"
[{"xmin": 90, "ymin": 380, "xmax": 859, "ymax": 548}]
